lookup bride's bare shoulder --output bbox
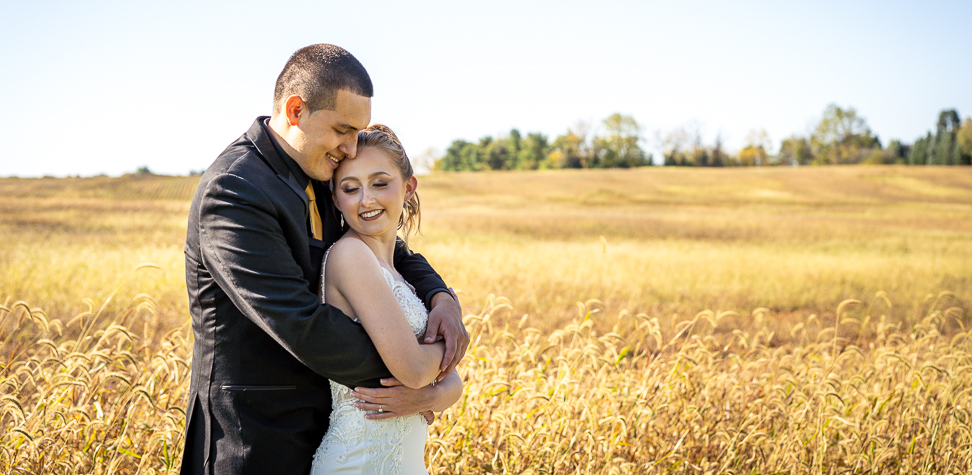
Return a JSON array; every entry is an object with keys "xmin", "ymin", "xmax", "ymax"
[{"xmin": 326, "ymin": 236, "xmax": 379, "ymax": 276}]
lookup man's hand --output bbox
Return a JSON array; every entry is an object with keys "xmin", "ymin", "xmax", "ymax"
[
  {"xmin": 424, "ymin": 288, "xmax": 468, "ymax": 380},
  {"xmin": 352, "ymin": 378, "xmax": 437, "ymax": 420}
]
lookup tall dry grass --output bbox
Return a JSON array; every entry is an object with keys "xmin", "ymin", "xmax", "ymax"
[
  {"xmin": 2, "ymin": 167, "xmax": 972, "ymax": 472},
  {"xmin": 0, "ymin": 293, "xmax": 190, "ymax": 473},
  {"xmin": 3, "ymin": 291, "xmax": 971, "ymax": 473}
]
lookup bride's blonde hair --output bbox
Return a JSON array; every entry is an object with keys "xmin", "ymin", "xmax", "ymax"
[{"xmin": 354, "ymin": 124, "xmax": 421, "ymax": 242}]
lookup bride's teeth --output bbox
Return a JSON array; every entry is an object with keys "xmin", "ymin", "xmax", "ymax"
[{"xmin": 362, "ymin": 210, "xmax": 382, "ymax": 218}]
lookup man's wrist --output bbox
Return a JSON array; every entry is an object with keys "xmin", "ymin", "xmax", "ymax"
[{"xmin": 429, "ymin": 289, "xmax": 457, "ymax": 309}]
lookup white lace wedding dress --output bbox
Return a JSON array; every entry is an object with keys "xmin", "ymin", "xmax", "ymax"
[{"xmin": 310, "ymin": 249, "xmax": 430, "ymax": 475}]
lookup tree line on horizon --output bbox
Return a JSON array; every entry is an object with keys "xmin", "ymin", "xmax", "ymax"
[
  {"xmin": 432, "ymin": 105, "xmax": 972, "ymax": 171},
  {"xmin": 433, "ymin": 113, "xmax": 651, "ymax": 171}
]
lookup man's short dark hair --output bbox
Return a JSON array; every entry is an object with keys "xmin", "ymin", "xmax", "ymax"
[{"xmin": 272, "ymin": 44, "xmax": 374, "ymax": 116}]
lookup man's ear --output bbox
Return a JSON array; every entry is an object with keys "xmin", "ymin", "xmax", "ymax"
[
  {"xmin": 404, "ymin": 176, "xmax": 418, "ymax": 201},
  {"xmin": 284, "ymin": 95, "xmax": 305, "ymax": 126}
]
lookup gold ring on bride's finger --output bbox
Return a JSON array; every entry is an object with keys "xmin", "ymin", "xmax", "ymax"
[{"xmin": 378, "ymin": 405, "xmax": 383, "ymax": 413}]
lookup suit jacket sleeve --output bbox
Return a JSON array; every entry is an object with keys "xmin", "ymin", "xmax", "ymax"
[
  {"xmin": 198, "ymin": 172, "xmax": 392, "ymax": 388},
  {"xmin": 393, "ymin": 240, "xmax": 450, "ymax": 310}
]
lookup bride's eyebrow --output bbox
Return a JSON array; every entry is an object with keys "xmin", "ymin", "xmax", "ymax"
[{"xmin": 338, "ymin": 171, "xmax": 391, "ymax": 184}]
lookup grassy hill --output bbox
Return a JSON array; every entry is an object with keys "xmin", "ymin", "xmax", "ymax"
[
  {"xmin": 2, "ymin": 166, "xmax": 972, "ymax": 473},
  {"xmin": 2, "ymin": 166, "xmax": 970, "ymax": 330}
]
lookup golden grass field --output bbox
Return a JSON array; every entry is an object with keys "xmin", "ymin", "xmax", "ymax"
[{"xmin": 2, "ymin": 166, "xmax": 972, "ymax": 473}]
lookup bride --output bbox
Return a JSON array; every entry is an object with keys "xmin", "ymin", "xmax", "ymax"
[{"xmin": 310, "ymin": 124, "xmax": 463, "ymax": 474}]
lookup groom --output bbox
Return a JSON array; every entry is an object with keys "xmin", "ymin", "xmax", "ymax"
[{"xmin": 180, "ymin": 44, "xmax": 467, "ymax": 475}]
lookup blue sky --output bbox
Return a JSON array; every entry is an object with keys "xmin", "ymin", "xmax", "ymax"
[{"xmin": 1, "ymin": 0, "xmax": 970, "ymax": 176}]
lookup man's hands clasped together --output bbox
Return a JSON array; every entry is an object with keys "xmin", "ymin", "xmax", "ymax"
[
  {"xmin": 425, "ymin": 288, "xmax": 467, "ymax": 381},
  {"xmin": 353, "ymin": 288, "xmax": 467, "ymax": 421}
]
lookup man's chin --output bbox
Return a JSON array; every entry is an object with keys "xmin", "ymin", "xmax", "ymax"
[{"xmin": 307, "ymin": 167, "xmax": 335, "ymax": 182}]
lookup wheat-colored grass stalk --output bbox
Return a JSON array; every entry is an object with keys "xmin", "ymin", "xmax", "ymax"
[{"xmin": 2, "ymin": 291, "xmax": 971, "ymax": 473}]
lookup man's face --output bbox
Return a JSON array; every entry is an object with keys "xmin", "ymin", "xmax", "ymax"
[{"xmin": 292, "ymin": 89, "xmax": 371, "ymax": 181}]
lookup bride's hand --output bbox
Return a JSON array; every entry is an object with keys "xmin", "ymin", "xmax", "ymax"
[{"xmin": 352, "ymin": 377, "xmax": 436, "ymax": 420}]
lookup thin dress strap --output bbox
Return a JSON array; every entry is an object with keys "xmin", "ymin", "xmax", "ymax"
[{"xmin": 320, "ymin": 245, "xmax": 333, "ymax": 304}]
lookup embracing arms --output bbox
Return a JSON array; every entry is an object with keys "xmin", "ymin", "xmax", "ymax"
[
  {"xmin": 326, "ymin": 238, "xmax": 445, "ymax": 389},
  {"xmin": 197, "ymin": 172, "xmax": 392, "ymax": 388},
  {"xmin": 350, "ymin": 370, "xmax": 463, "ymax": 421},
  {"xmin": 394, "ymin": 244, "xmax": 468, "ymax": 380}
]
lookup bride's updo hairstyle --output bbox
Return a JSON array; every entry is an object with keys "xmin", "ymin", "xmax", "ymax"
[{"xmin": 355, "ymin": 124, "xmax": 421, "ymax": 242}]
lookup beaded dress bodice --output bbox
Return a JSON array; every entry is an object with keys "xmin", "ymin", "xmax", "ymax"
[{"xmin": 310, "ymin": 248, "xmax": 430, "ymax": 475}]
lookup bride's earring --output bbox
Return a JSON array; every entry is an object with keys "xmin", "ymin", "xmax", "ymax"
[{"xmin": 340, "ymin": 213, "xmax": 345, "ymax": 228}]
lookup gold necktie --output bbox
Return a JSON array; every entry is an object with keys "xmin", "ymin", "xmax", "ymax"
[{"xmin": 305, "ymin": 182, "xmax": 323, "ymax": 240}]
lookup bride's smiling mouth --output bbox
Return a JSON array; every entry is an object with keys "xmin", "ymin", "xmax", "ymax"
[{"xmin": 359, "ymin": 209, "xmax": 384, "ymax": 221}]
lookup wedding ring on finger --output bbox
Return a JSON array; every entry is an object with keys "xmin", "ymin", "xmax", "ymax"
[{"xmin": 378, "ymin": 405, "xmax": 383, "ymax": 413}]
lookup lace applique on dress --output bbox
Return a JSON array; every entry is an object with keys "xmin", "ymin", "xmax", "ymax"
[{"xmin": 311, "ymin": 246, "xmax": 430, "ymax": 474}]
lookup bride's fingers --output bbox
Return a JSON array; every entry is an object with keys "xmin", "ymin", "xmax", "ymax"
[
  {"xmin": 364, "ymin": 410, "xmax": 399, "ymax": 420},
  {"xmin": 353, "ymin": 401, "xmax": 384, "ymax": 412},
  {"xmin": 354, "ymin": 401, "xmax": 398, "ymax": 419}
]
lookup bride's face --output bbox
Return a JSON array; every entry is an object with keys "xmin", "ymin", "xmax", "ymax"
[{"xmin": 332, "ymin": 146, "xmax": 416, "ymax": 239}]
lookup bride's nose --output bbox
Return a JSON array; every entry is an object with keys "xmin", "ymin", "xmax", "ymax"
[{"xmin": 360, "ymin": 187, "xmax": 376, "ymax": 206}]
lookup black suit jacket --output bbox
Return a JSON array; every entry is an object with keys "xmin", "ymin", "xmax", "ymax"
[{"xmin": 180, "ymin": 117, "xmax": 448, "ymax": 475}]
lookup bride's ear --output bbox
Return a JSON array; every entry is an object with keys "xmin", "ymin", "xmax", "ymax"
[{"xmin": 404, "ymin": 176, "xmax": 418, "ymax": 201}]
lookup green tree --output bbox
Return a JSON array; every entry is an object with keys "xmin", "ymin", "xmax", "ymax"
[
  {"xmin": 710, "ymin": 134, "xmax": 727, "ymax": 167},
  {"xmin": 435, "ymin": 140, "xmax": 469, "ymax": 171},
  {"xmin": 957, "ymin": 118, "xmax": 972, "ymax": 165},
  {"xmin": 908, "ymin": 133, "xmax": 932, "ymax": 165},
  {"xmin": 884, "ymin": 140, "xmax": 907, "ymax": 164},
  {"xmin": 595, "ymin": 113, "xmax": 648, "ymax": 168},
  {"xmin": 551, "ymin": 127, "xmax": 589, "ymax": 168},
  {"xmin": 518, "ymin": 132, "xmax": 549, "ymax": 170},
  {"xmin": 931, "ymin": 109, "xmax": 962, "ymax": 165},
  {"xmin": 484, "ymin": 137, "xmax": 510, "ymax": 170},
  {"xmin": 506, "ymin": 129, "xmax": 523, "ymax": 170},
  {"xmin": 810, "ymin": 104, "xmax": 879, "ymax": 164},
  {"xmin": 778, "ymin": 135, "xmax": 812, "ymax": 166}
]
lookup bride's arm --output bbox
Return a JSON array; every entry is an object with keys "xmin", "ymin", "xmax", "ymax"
[
  {"xmin": 351, "ymin": 370, "xmax": 464, "ymax": 419},
  {"xmin": 328, "ymin": 239, "xmax": 445, "ymax": 389},
  {"xmin": 428, "ymin": 370, "xmax": 462, "ymax": 413}
]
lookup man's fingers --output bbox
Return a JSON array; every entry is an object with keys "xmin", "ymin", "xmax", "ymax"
[
  {"xmin": 423, "ymin": 318, "xmax": 440, "ymax": 344},
  {"xmin": 441, "ymin": 320, "xmax": 469, "ymax": 376},
  {"xmin": 380, "ymin": 377, "xmax": 403, "ymax": 387},
  {"xmin": 440, "ymin": 327, "xmax": 457, "ymax": 372},
  {"xmin": 352, "ymin": 388, "xmax": 394, "ymax": 402},
  {"xmin": 457, "ymin": 330, "xmax": 469, "ymax": 360},
  {"xmin": 355, "ymin": 401, "xmax": 398, "ymax": 419},
  {"xmin": 441, "ymin": 350, "xmax": 462, "ymax": 379}
]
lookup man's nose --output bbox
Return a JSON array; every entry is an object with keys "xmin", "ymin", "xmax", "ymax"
[{"xmin": 340, "ymin": 136, "xmax": 357, "ymax": 159}]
